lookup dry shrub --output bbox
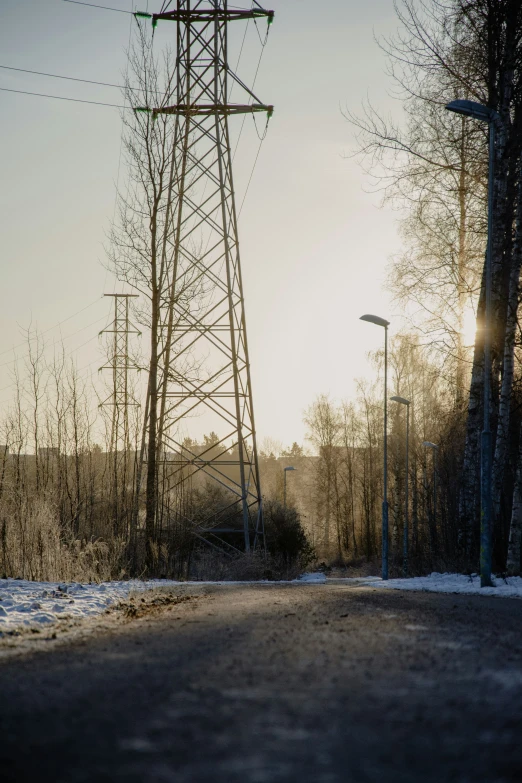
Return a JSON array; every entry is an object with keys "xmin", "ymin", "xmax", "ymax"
[
  {"xmin": 186, "ymin": 501, "xmax": 314, "ymax": 582},
  {"xmin": 189, "ymin": 549, "xmax": 304, "ymax": 582},
  {"xmin": 0, "ymin": 499, "xmax": 128, "ymax": 583}
]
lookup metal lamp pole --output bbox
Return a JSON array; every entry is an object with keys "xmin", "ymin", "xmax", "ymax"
[
  {"xmin": 445, "ymin": 99, "xmax": 498, "ymax": 587},
  {"xmin": 284, "ymin": 466, "xmax": 296, "ymax": 512},
  {"xmin": 360, "ymin": 313, "xmax": 391, "ymax": 580},
  {"xmin": 391, "ymin": 396, "xmax": 411, "ymax": 577}
]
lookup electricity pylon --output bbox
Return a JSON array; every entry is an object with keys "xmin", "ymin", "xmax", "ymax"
[
  {"xmin": 138, "ymin": 1, "xmax": 273, "ymax": 553},
  {"xmin": 100, "ymin": 294, "xmax": 141, "ymax": 534}
]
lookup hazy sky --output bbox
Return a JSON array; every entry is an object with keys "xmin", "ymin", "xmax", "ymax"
[{"xmin": 0, "ymin": 0, "xmax": 404, "ymax": 448}]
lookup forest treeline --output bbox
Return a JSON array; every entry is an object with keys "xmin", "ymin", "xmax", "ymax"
[
  {"xmin": 263, "ymin": 0, "xmax": 522, "ymax": 577},
  {"xmin": 343, "ymin": 0, "xmax": 522, "ymax": 575},
  {"xmin": 0, "ymin": 339, "xmax": 315, "ymax": 582}
]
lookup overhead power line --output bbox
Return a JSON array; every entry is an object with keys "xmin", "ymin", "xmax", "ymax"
[
  {"xmin": 0, "ymin": 297, "xmax": 103, "ymax": 361},
  {"xmin": 0, "ymin": 315, "xmax": 109, "ymax": 371},
  {"xmin": 62, "ymin": 0, "xmax": 134, "ymax": 13},
  {"xmin": 0, "ymin": 86, "xmax": 126, "ymax": 109},
  {"xmin": 0, "ymin": 63, "xmax": 163, "ymax": 96},
  {"xmin": 0, "ymin": 64, "xmax": 125, "ymax": 91}
]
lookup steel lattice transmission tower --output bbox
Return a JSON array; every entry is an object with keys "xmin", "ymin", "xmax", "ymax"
[
  {"xmin": 100, "ymin": 293, "xmax": 141, "ymax": 448},
  {"xmin": 140, "ymin": 1, "xmax": 273, "ymax": 553},
  {"xmin": 100, "ymin": 294, "xmax": 141, "ymax": 531}
]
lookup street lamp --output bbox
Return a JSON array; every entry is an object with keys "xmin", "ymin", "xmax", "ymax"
[
  {"xmin": 283, "ymin": 466, "xmax": 296, "ymax": 512},
  {"xmin": 360, "ymin": 313, "xmax": 390, "ymax": 580},
  {"xmin": 391, "ymin": 396, "xmax": 410, "ymax": 577},
  {"xmin": 423, "ymin": 441, "xmax": 439, "ymax": 552},
  {"xmin": 445, "ymin": 98, "xmax": 498, "ymax": 587}
]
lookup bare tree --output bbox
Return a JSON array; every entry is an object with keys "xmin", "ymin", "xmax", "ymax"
[{"xmin": 304, "ymin": 395, "xmax": 343, "ymax": 560}]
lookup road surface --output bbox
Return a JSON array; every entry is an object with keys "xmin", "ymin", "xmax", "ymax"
[{"xmin": 1, "ymin": 582, "xmax": 522, "ymax": 782}]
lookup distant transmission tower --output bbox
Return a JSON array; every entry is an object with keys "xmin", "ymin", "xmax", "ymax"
[
  {"xmin": 100, "ymin": 294, "xmax": 141, "ymax": 532},
  {"xmin": 139, "ymin": 1, "xmax": 273, "ymax": 553}
]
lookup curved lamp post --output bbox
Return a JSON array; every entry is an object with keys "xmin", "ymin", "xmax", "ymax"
[
  {"xmin": 360, "ymin": 313, "xmax": 390, "ymax": 580},
  {"xmin": 445, "ymin": 99, "xmax": 499, "ymax": 587},
  {"xmin": 284, "ymin": 466, "xmax": 296, "ymax": 512},
  {"xmin": 391, "ymin": 395, "xmax": 410, "ymax": 577}
]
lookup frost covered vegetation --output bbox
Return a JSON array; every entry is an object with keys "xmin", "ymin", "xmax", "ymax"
[{"xmin": 0, "ymin": 350, "xmax": 313, "ymax": 582}]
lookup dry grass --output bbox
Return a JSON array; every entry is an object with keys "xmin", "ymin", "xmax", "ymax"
[{"xmin": 0, "ymin": 500, "xmax": 127, "ymax": 583}]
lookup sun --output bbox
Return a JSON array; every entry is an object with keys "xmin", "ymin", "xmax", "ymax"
[{"xmin": 462, "ymin": 304, "xmax": 477, "ymax": 349}]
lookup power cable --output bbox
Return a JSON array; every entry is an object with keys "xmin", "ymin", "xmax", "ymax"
[
  {"xmin": 252, "ymin": 15, "xmax": 269, "ymax": 46},
  {"xmin": 105, "ymin": 0, "xmax": 136, "ymax": 298},
  {"xmin": 237, "ymin": 135, "xmax": 264, "ymax": 217},
  {"xmin": 0, "ymin": 352, "xmax": 102, "ymax": 406},
  {"xmin": 0, "ymin": 315, "xmax": 108, "ymax": 371},
  {"xmin": 0, "ymin": 323, "xmax": 113, "ymax": 403},
  {"xmin": 0, "ymin": 86, "xmax": 126, "ymax": 109},
  {"xmin": 0, "ymin": 64, "xmax": 164, "ymax": 96},
  {"xmin": 0, "ymin": 64, "xmax": 126, "ymax": 91},
  {"xmin": 231, "ymin": 7, "xmax": 272, "ymax": 216},
  {"xmin": 62, "ymin": 0, "xmax": 134, "ymax": 13},
  {"xmin": 229, "ymin": 13, "xmax": 250, "ymax": 102},
  {"xmin": 0, "ymin": 316, "xmax": 116, "ymax": 405},
  {"xmin": 0, "ymin": 298, "xmax": 102, "ymax": 360},
  {"xmin": 232, "ymin": 14, "xmax": 269, "ymax": 162}
]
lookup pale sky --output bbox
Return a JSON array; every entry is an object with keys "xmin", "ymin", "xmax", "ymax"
[{"xmin": 0, "ymin": 0, "xmax": 404, "ymax": 448}]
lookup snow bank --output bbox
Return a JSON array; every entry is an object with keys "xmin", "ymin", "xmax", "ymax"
[
  {"xmin": 0, "ymin": 578, "xmax": 185, "ymax": 633},
  {"xmin": 333, "ymin": 572, "xmax": 522, "ymax": 598},
  {"xmin": 0, "ymin": 573, "xmax": 328, "ymax": 632}
]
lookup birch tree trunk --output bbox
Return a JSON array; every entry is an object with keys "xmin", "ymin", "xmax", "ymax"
[
  {"xmin": 507, "ymin": 423, "xmax": 522, "ymax": 575},
  {"xmin": 456, "ymin": 116, "xmax": 469, "ymax": 409},
  {"xmin": 458, "ymin": 271, "xmax": 485, "ymax": 558},
  {"xmin": 458, "ymin": 0, "xmax": 517, "ymax": 561},
  {"xmin": 491, "ymin": 177, "xmax": 522, "ymax": 529}
]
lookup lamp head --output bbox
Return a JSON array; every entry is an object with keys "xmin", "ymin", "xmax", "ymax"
[
  {"xmin": 359, "ymin": 314, "xmax": 390, "ymax": 328},
  {"xmin": 445, "ymin": 99, "xmax": 499, "ymax": 123},
  {"xmin": 284, "ymin": 466, "xmax": 297, "ymax": 472},
  {"xmin": 423, "ymin": 441, "xmax": 439, "ymax": 449},
  {"xmin": 390, "ymin": 396, "xmax": 410, "ymax": 406}
]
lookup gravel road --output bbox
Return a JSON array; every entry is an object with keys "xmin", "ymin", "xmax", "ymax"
[{"xmin": 1, "ymin": 582, "xmax": 522, "ymax": 783}]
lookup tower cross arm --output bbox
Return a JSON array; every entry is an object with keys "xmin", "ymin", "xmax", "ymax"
[
  {"xmin": 148, "ymin": 103, "xmax": 273, "ymax": 117},
  {"xmin": 149, "ymin": 8, "xmax": 274, "ymax": 24}
]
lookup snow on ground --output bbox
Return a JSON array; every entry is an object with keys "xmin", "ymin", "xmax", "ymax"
[
  {"xmin": 0, "ymin": 578, "xmax": 167, "ymax": 633},
  {"xmin": 297, "ymin": 572, "xmax": 327, "ymax": 584},
  {"xmin": 0, "ymin": 573, "xmax": 327, "ymax": 632},
  {"xmin": 4, "ymin": 571, "xmax": 519, "ymax": 633},
  {"xmin": 333, "ymin": 572, "xmax": 522, "ymax": 598}
]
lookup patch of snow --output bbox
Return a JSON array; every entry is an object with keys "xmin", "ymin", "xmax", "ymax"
[
  {"xmin": 296, "ymin": 572, "xmax": 327, "ymax": 584},
  {"xmin": 329, "ymin": 572, "xmax": 522, "ymax": 599},
  {"xmin": 0, "ymin": 578, "xmax": 180, "ymax": 633},
  {"xmin": 0, "ymin": 573, "xmax": 327, "ymax": 632}
]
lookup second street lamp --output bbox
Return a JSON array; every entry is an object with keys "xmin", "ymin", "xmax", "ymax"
[
  {"xmin": 445, "ymin": 98, "xmax": 498, "ymax": 587},
  {"xmin": 283, "ymin": 466, "xmax": 296, "ymax": 512},
  {"xmin": 391, "ymin": 395, "xmax": 410, "ymax": 577},
  {"xmin": 360, "ymin": 313, "xmax": 390, "ymax": 580}
]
